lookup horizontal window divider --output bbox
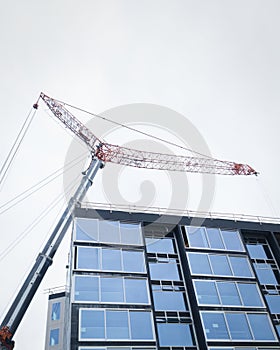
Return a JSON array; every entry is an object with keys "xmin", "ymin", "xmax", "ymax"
[
  {"xmin": 74, "ymin": 303, "xmax": 153, "ymax": 309},
  {"xmin": 198, "ymin": 306, "xmax": 267, "ymax": 312},
  {"xmin": 73, "ymin": 269, "xmax": 147, "ymax": 276},
  {"xmin": 185, "ymin": 247, "xmax": 247, "ymax": 255}
]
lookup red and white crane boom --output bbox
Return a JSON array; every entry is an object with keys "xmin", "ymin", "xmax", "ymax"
[{"xmin": 40, "ymin": 93, "xmax": 257, "ymax": 176}]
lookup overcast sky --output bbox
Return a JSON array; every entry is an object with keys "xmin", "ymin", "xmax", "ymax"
[{"xmin": 1, "ymin": 1, "xmax": 280, "ymax": 349}]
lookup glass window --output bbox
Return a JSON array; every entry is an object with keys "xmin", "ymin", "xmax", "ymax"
[
  {"xmin": 237, "ymin": 283, "xmax": 263, "ymax": 307},
  {"xmin": 49, "ymin": 328, "xmax": 59, "ymax": 346},
  {"xmin": 186, "ymin": 226, "xmax": 209, "ymax": 248},
  {"xmin": 51, "ymin": 302, "xmax": 61, "ymax": 320},
  {"xmin": 122, "ymin": 250, "xmax": 146, "ymax": 273},
  {"xmin": 157, "ymin": 323, "xmax": 194, "ymax": 346},
  {"xmin": 276, "ymin": 324, "xmax": 280, "ymax": 337},
  {"xmin": 246, "ymin": 244, "xmax": 268, "ymax": 259},
  {"xmin": 149, "ymin": 260, "xmax": 180, "ymax": 281},
  {"xmin": 77, "ymin": 247, "xmax": 99, "ymax": 270},
  {"xmin": 76, "ymin": 218, "xmax": 98, "ymax": 241},
  {"xmin": 152, "ymin": 288, "xmax": 186, "ymax": 310},
  {"xmin": 210, "ymin": 255, "xmax": 232, "ymax": 276},
  {"xmin": 194, "ymin": 280, "xmax": 219, "ymax": 305},
  {"xmin": 188, "ymin": 253, "xmax": 212, "ymax": 274},
  {"xmin": 253, "ymin": 263, "xmax": 278, "ymax": 285},
  {"xmin": 217, "ymin": 282, "xmax": 241, "ymax": 306},
  {"xmin": 80, "ymin": 310, "xmax": 104, "ymax": 339},
  {"xmin": 125, "ymin": 279, "xmax": 149, "ymax": 304},
  {"xmin": 265, "ymin": 295, "xmax": 280, "ymax": 314},
  {"xmin": 120, "ymin": 223, "xmax": 142, "ymax": 245},
  {"xmin": 247, "ymin": 313, "xmax": 276, "ymax": 340},
  {"xmin": 75, "ymin": 276, "xmax": 99, "ymax": 302},
  {"xmin": 229, "ymin": 256, "xmax": 252, "ymax": 277},
  {"xmin": 221, "ymin": 230, "xmax": 243, "ymax": 251},
  {"xmin": 146, "ymin": 237, "xmax": 175, "ymax": 253},
  {"xmin": 106, "ymin": 311, "xmax": 129, "ymax": 339},
  {"xmin": 99, "ymin": 220, "xmax": 120, "ymax": 243},
  {"xmin": 207, "ymin": 228, "xmax": 224, "ymax": 249},
  {"xmin": 130, "ymin": 311, "xmax": 154, "ymax": 340},
  {"xmin": 225, "ymin": 313, "xmax": 252, "ymax": 340},
  {"xmin": 201, "ymin": 312, "xmax": 229, "ymax": 339},
  {"xmin": 101, "ymin": 278, "xmax": 124, "ymax": 303},
  {"xmin": 102, "ymin": 249, "xmax": 122, "ymax": 271}
]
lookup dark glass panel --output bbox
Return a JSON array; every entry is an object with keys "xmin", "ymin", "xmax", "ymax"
[
  {"xmin": 106, "ymin": 311, "xmax": 129, "ymax": 339},
  {"xmin": 188, "ymin": 253, "xmax": 211, "ymax": 274},
  {"xmin": 247, "ymin": 313, "xmax": 276, "ymax": 340},
  {"xmin": 210, "ymin": 255, "xmax": 232, "ymax": 276},
  {"xmin": 130, "ymin": 311, "xmax": 154, "ymax": 340},
  {"xmin": 226, "ymin": 313, "xmax": 252, "ymax": 340},
  {"xmin": 75, "ymin": 276, "xmax": 99, "ymax": 302},
  {"xmin": 194, "ymin": 280, "xmax": 220, "ymax": 305},
  {"xmin": 201, "ymin": 312, "xmax": 229, "ymax": 340},
  {"xmin": 157, "ymin": 323, "xmax": 194, "ymax": 346}
]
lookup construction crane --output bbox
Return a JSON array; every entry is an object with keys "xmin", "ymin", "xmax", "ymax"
[{"xmin": 0, "ymin": 93, "xmax": 257, "ymax": 350}]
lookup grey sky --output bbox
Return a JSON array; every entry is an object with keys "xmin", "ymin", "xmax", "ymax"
[{"xmin": 1, "ymin": 1, "xmax": 280, "ymax": 349}]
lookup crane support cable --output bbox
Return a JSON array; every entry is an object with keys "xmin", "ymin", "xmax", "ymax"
[
  {"xmin": 0, "ymin": 152, "xmax": 88, "ymax": 216},
  {"xmin": 0, "ymin": 106, "xmax": 38, "ymax": 189},
  {"xmin": 0, "ymin": 173, "xmax": 81, "ymax": 262},
  {"xmin": 54, "ymin": 96, "xmax": 214, "ymax": 159}
]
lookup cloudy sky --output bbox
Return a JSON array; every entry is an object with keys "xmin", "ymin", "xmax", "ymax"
[{"xmin": 0, "ymin": 1, "xmax": 280, "ymax": 349}]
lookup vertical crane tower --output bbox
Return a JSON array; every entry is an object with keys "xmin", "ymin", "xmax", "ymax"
[{"xmin": 0, "ymin": 93, "xmax": 257, "ymax": 350}]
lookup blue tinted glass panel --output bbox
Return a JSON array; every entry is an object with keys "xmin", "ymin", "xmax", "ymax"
[
  {"xmin": 102, "ymin": 249, "xmax": 122, "ymax": 271},
  {"xmin": 217, "ymin": 282, "xmax": 241, "ymax": 306},
  {"xmin": 210, "ymin": 255, "xmax": 232, "ymax": 276},
  {"xmin": 77, "ymin": 247, "xmax": 99, "ymax": 270},
  {"xmin": 80, "ymin": 310, "xmax": 105, "ymax": 339},
  {"xmin": 99, "ymin": 220, "xmax": 120, "ymax": 243},
  {"xmin": 157, "ymin": 323, "xmax": 194, "ymax": 346},
  {"xmin": 51, "ymin": 302, "xmax": 60, "ymax": 320},
  {"xmin": 120, "ymin": 223, "xmax": 142, "ymax": 245},
  {"xmin": 130, "ymin": 311, "xmax": 154, "ymax": 340},
  {"xmin": 49, "ymin": 328, "xmax": 59, "ymax": 346},
  {"xmin": 76, "ymin": 218, "xmax": 98, "ymax": 241},
  {"xmin": 188, "ymin": 253, "xmax": 211, "ymax": 274},
  {"xmin": 226, "ymin": 313, "xmax": 252, "ymax": 340},
  {"xmin": 101, "ymin": 277, "xmax": 124, "ymax": 302},
  {"xmin": 207, "ymin": 228, "xmax": 224, "ymax": 249},
  {"xmin": 146, "ymin": 237, "xmax": 175, "ymax": 253},
  {"xmin": 194, "ymin": 281, "xmax": 219, "ymax": 305},
  {"xmin": 122, "ymin": 250, "xmax": 146, "ymax": 273},
  {"xmin": 253, "ymin": 263, "xmax": 278, "ymax": 285},
  {"xmin": 246, "ymin": 244, "xmax": 268, "ymax": 259},
  {"xmin": 247, "ymin": 313, "xmax": 276, "ymax": 340},
  {"xmin": 276, "ymin": 324, "xmax": 280, "ymax": 337},
  {"xmin": 125, "ymin": 279, "xmax": 149, "ymax": 304},
  {"xmin": 201, "ymin": 312, "xmax": 229, "ymax": 340},
  {"xmin": 153, "ymin": 290, "xmax": 186, "ymax": 310},
  {"xmin": 149, "ymin": 261, "xmax": 180, "ymax": 281},
  {"xmin": 265, "ymin": 295, "xmax": 280, "ymax": 313},
  {"xmin": 222, "ymin": 230, "xmax": 243, "ymax": 251},
  {"xmin": 75, "ymin": 276, "xmax": 99, "ymax": 302},
  {"xmin": 238, "ymin": 283, "xmax": 263, "ymax": 307},
  {"xmin": 106, "ymin": 311, "xmax": 129, "ymax": 339},
  {"xmin": 186, "ymin": 226, "xmax": 209, "ymax": 248},
  {"xmin": 229, "ymin": 256, "xmax": 252, "ymax": 277}
]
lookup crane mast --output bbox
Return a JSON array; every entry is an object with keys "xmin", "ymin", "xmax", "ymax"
[{"xmin": 0, "ymin": 92, "xmax": 257, "ymax": 349}]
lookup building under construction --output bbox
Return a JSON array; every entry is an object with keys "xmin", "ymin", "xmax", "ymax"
[{"xmin": 45, "ymin": 204, "xmax": 280, "ymax": 350}]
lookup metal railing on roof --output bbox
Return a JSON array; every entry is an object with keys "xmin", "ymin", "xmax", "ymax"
[{"xmin": 78, "ymin": 202, "xmax": 280, "ymax": 225}]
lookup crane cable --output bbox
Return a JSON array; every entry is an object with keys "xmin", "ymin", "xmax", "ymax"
[
  {"xmin": 0, "ymin": 104, "xmax": 38, "ymax": 189},
  {"xmin": 0, "ymin": 172, "xmax": 81, "ymax": 262},
  {"xmin": 55, "ymin": 98, "xmax": 214, "ymax": 160},
  {"xmin": 0, "ymin": 151, "xmax": 88, "ymax": 216}
]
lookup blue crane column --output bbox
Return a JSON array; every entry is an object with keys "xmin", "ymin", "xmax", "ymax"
[{"xmin": 0, "ymin": 157, "xmax": 103, "ymax": 348}]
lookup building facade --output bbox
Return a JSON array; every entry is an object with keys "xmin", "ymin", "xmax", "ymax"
[{"xmin": 45, "ymin": 206, "xmax": 280, "ymax": 350}]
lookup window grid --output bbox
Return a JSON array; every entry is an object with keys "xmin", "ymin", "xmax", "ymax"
[
  {"xmin": 201, "ymin": 311, "xmax": 277, "ymax": 341},
  {"xmin": 193, "ymin": 280, "xmax": 264, "ymax": 308},
  {"xmin": 185, "ymin": 226, "xmax": 244, "ymax": 252},
  {"xmin": 73, "ymin": 275, "xmax": 150, "ymax": 304},
  {"xmin": 187, "ymin": 252, "xmax": 253, "ymax": 278}
]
